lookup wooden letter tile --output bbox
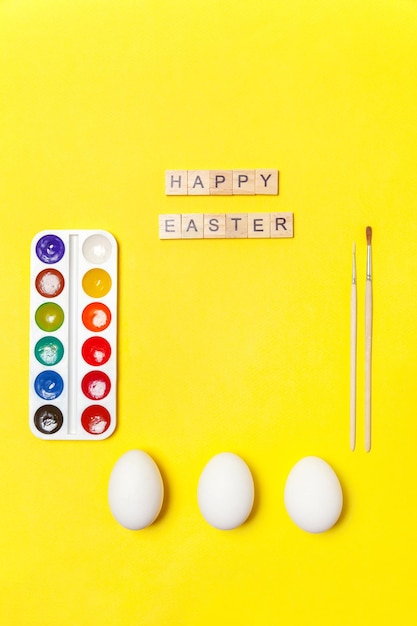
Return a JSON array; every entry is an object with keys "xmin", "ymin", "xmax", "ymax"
[
  {"xmin": 188, "ymin": 170, "xmax": 210, "ymax": 195},
  {"xmin": 255, "ymin": 169, "xmax": 279, "ymax": 195},
  {"xmin": 159, "ymin": 214, "xmax": 182, "ymax": 239},
  {"xmin": 233, "ymin": 170, "xmax": 255, "ymax": 195},
  {"xmin": 165, "ymin": 170, "xmax": 188, "ymax": 195},
  {"xmin": 209, "ymin": 170, "xmax": 233, "ymax": 195},
  {"xmin": 181, "ymin": 214, "xmax": 204, "ymax": 238},
  {"xmin": 270, "ymin": 213, "xmax": 293, "ymax": 238},
  {"xmin": 226, "ymin": 213, "xmax": 248, "ymax": 238},
  {"xmin": 247, "ymin": 213, "xmax": 271, "ymax": 238},
  {"xmin": 204, "ymin": 214, "xmax": 226, "ymax": 238}
]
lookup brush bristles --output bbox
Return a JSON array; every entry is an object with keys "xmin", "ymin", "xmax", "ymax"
[{"xmin": 366, "ymin": 226, "xmax": 372, "ymax": 245}]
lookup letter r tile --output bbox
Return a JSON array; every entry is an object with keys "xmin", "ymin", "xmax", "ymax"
[{"xmin": 270, "ymin": 213, "xmax": 294, "ymax": 238}]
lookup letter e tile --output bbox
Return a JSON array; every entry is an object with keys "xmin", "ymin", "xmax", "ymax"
[
  {"xmin": 248, "ymin": 213, "xmax": 271, "ymax": 238},
  {"xmin": 159, "ymin": 214, "xmax": 182, "ymax": 239}
]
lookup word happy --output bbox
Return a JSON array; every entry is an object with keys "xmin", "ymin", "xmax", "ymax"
[{"xmin": 165, "ymin": 170, "xmax": 279, "ymax": 195}]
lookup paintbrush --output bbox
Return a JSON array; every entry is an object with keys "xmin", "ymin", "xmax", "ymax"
[
  {"xmin": 365, "ymin": 226, "xmax": 373, "ymax": 452},
  {"xmin": 350, "ymin": 242, "xmax": 357, "ymax": 451}
]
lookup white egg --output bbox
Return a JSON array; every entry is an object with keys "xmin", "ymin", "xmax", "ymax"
[
  {"xmin": 108, "ymin": 450, "xmax": 164, "ymax": 530},
  {"xmin": 284, "ymin": 456, "xmax": 343, "ymax": 533},
  {"xmin": 198, "ymin": 452, "xmax": 255, "ymax": 530}
]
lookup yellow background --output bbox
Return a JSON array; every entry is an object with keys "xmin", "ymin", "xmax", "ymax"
[{"xmin": 1, "ymin": 1, "xmax": 417, "ymax": 624}]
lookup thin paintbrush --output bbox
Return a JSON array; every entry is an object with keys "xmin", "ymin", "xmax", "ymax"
[
  {"xmin": 365, "ymin": 226, "xmax": 373, "ymax": 452},
  {"xmin": 350, "ymin": 242, "xmax": 357, "ymax": 451}
]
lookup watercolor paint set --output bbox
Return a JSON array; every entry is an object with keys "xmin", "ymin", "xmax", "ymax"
[{"xmin": 29, "ymin": 230, "xmax": 118, "ymax": 439}]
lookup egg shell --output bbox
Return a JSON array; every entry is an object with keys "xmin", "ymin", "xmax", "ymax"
[
  {"xmin": 284, "ymin": 456, "xmax": 343, "ymax": 534},
  {"xmin": 108, "ymin": 450, "xmax": 164, "ymax": 530},
  {"xmin": 198, "ymin": 452, "xmax": 255, "ymax": 530}
]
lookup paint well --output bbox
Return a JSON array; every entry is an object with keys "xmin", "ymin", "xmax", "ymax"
[
  {"xmin": 82, "ymin": 268, "xmax": 112, "ymax": 298},
  {"xmin": 35, "ymin": 302, "xmax": 64, "ymax": 332},
  {"xmin": 81, "ymin": 336, "xmax": 111, "ymax": 366},
  {"xmin": 35, "ymin": 234, "xmax": 65, "ymax": 264},
  {"xmin": 34, "ymin": 371, "xmax": 64, "ymax": 400},
  {"xmin": 35, "ymin": 269, "xmax": 65, "ymax": 297},
  {"xmin": 34, "ymin": 405, "xmax": 63, "ymax": 434},
  {"xmin": 82, "ymin": 302, "xmax": 111, "ymax": 332},
  {"xmin": 82, "ymin": 234, "xmax": 113, "ymax": 264},
  {"xmin": 81, "ymin": 405, "xmax": 111, "ymax": 434},
  {"xmin": 34, "ymin": 336, "xmax": 64, "ymax": 366},
  {"xmin": 82, "ymin": 371, "xmax": 111, "ymax": 400}
]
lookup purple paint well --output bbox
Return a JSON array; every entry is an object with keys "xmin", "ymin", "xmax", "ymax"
[{"xmin": 36, "ymin": 234, "xmax": 65, "ymax": 264}]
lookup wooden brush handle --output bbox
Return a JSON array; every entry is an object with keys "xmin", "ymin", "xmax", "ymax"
[
  {"xmin": 350, "ymin": 283, "xmax": 357, "ymax": 451},
  {"xmin": 365, "ymin": 279, "xmax": 372, "ymax": 452}
]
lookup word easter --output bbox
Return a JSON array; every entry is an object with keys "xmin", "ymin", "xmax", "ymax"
[
  {"xmin": 159, "ymin": 213, "xmax": 293, "ymax": 239},
  {"xmin": 165, "ymin": 169, "xmax": 279, "ymax": 195}
]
